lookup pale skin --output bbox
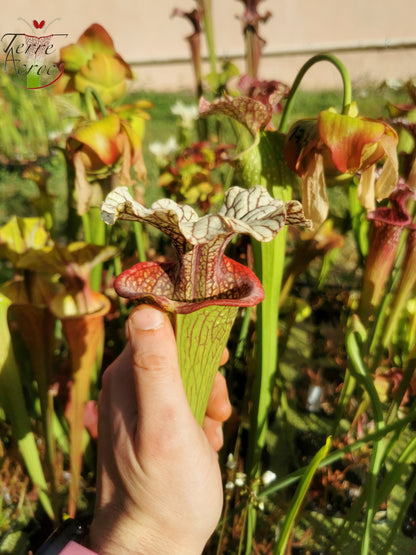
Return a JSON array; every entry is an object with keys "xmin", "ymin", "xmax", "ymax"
[{"xmin": 88, "ymin": 305, "xmax": 232, "ymax": 554}]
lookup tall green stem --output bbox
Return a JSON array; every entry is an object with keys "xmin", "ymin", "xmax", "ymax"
[
  {"xmin": 279, "ymin": 53, "xmax": 353, "ymax": 133},
  {"xmin": 247, "ymin": 226, "xmax": 288, "ymax": 477},
  {"xmin": 84, "ymin": 86, "xmax": 108, "ymax": 119},
  {"xmin": 82, "ymin": 207, "xmax": 107, "ymax": 292},
  {"xmin": 245, "ymin": 28, "xmax": 256, "ymax": 78},
  {"xmin": 245, "ymin": 189, "xmax": 289, "ymax": 555},
  {"xmin": 198, "ymin": 0, "xmax": 217, "ymax": 77},
  {"xmin": 81, "ymin": 87, "xmax": 110, "ymax": 293},
  {"xmin": 129, "ymin": 187, "xmax": 147, "ymax": 263}
]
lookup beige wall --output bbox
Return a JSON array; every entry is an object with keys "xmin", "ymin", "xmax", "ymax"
[{"xmin": 2, "ymin": 1, "xmax": 415, "ymax": 91}]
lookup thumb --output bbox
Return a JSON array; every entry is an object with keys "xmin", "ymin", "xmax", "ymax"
[{"xmin": 126, "ymin": 305, "xmax": 191, "ymax": 428}]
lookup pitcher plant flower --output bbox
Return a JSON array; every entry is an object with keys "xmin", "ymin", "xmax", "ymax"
[
  {"xmin": 65, "ymin": 85, "xmax": 149, "ymax": 292},
  {"xmin": 54, "ymin": 23, "xmax": 133, "ymax": 105},
  {"xmin": 66, "ymin": 111, "xmax": 145, "ymax": 215},
  {"xmin": 113, "ymin": 99, "xmax": 153, "ymax": 144},
  {"xmin": 283, "ymin": 108, "xmax": 399, "ymax": 228},
  {"xmin": 101, "ymin": 185, "xmax": 311, "ymax": 422}
]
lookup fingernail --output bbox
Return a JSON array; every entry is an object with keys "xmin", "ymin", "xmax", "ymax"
[{"xmin": 129, "ymin": 305, "xmax": 165, "ymax": 331}]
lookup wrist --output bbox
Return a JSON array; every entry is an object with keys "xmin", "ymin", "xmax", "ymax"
[{"xmin": 89, "ymin": 510, "xmax": 205, "ymax": 555}]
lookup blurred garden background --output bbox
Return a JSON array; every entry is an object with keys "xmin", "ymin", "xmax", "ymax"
[
  {"xmin": 1, "ymin": 1, "xmax": 416, "ymax": 554},
  {"xmin": 2, "ymin": 0, "xmax": 416, "ymax": 91}
]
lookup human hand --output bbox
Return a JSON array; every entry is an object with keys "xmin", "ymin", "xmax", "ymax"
[{"xmin": 88, "ymin": 305, "xmax": 231, "ymax": 555}]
